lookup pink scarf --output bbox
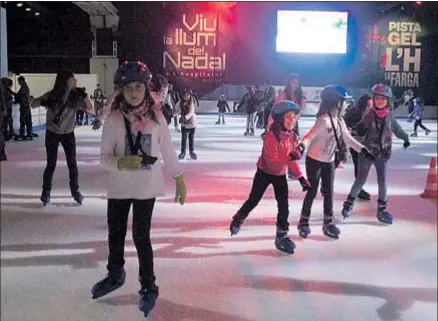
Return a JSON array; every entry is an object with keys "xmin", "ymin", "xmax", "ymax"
[
  {"xmin": 121, "ymin": 101, "xmax": 150, "ymax": 133},
  {"xmin": 373, "ymin": 107, "xmax": 390, "ymax": 118}
]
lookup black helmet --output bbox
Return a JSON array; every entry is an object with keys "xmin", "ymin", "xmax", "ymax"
[
  {"xmin": 321, "ymin": 85, "xmax": 351, "ymax": 104},
  {"xmin": 371, "ymin": 83, "xmax": 393, "ymax": 99},
  {"xmin": 271, "ymin": 100, "xmax": 300, "ymax": 124},
  {"xmin": 114, "ymin": 60, "xmax": 152, "ymax": 87}
]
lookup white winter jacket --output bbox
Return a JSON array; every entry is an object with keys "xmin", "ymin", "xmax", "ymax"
[{"xmin": 101, "ymin": 108, "xmax": 183, "ymax": 199}]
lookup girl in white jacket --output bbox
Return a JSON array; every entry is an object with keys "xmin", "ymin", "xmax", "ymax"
[
  {"xmin": 173, "ymin": 88, "xmax": 197, "ymax": 160},
  {"xmin": 91, "ymin": 61, "xmax": 187, "ymax": 318},
  {"xmin": 297, "ymin": 85, "xmax": 374, "ymax": 240}
]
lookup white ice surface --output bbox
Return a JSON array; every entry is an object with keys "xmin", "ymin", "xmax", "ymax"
[{"xmin": 1, "ymin": 115, "xmax": 437, "ymax": 321}]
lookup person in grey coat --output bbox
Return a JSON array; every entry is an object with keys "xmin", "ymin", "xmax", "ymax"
[{"xmin": 341, "ymin": 84, "xmax": 410, "ymax": 225}]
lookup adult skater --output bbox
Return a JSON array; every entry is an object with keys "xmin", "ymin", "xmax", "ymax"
[
  {"xmin": 229, "ymin": 100, "xmax": 310, "ymax": 254},
  {"xmin": 341, "ymin": 84, "xmax": 410, "ymax": 224},
  {"xmin": 297, "ymin": 85, "xmax": 374, "ymax": 240},
  {"xmin": 92, "ymin": 60, "xmax": 187, "ymax": 318},
  {"xmin": 264, "ymin": 73, "xmax": 306, "ymax": 137},
  {"xmin": 30, "ymin": 70, "xmax": 99, "ymax": 206}
]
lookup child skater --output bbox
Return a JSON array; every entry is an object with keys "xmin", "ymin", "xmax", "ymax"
[
  {"xmin": 215, "ymin": 94, "xmax": 231, "ymax": 125},
  {"xmin": 229, "ymin": 100, "xmax": 311, "ymax": 254},
  {"xmin": 173, "ymin": 88, "xmax": 198, "ymax": 160},
  {"xmin": 297, "ymin": 85, "xmax": 374, "ymax": 240},
  {"xmin": 91, "ymin": 60, "xmax": 187, "ymax": 318},
  {"xmin": 410, "ymin": 97, "xmax": 431, "ymax": 137},
  {"xmin": 341, "ymin": 83, "xmax": 410, "ymax": 224}
]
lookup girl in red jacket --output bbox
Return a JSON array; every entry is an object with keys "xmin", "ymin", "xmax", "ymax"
[{"xmin": 229, "ymin": 101, "xmax": 310, "ymax": 254}]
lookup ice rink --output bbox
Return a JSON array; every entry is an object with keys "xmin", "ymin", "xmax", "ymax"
[{"xmin": 1, "ymin": 115, "xmax": 437, "ymax": 321}]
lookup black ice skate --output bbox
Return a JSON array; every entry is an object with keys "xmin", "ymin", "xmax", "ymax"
[
  {"xmin": 178, "ymin": 151, "xmax": 185, "ymax": 160},
  {"xmin": 341, "ymin": 196, "xmax": 355, "ymax": 219},
  {"xmin": 91, "ymin": 268, "xmax": 126, "ymax": 299},
  {"xmin": 322, "ymin": 223, "xmax": 341, "ymax": 239},
  {"xmin": 425, "ymin": 129, "xmax": 431, "ymax": 136},
  {"xmin": 40, "ymin": 190, "xmax": 51, "ymax": 206},
  {"xmin": 250, "ymin": 128, "xmax": 254, "ymax": 136},
  {"xmin": 357, "ymin": 189, "xmax": 371, "ymax": 201},
  {"xmin": 230, "ymin": 215, "xmax": 244, "ymax": 236},
  {"xmin": 244, "ymin": 130, "xmax": 249, "ymax": 136},
  {"xmin": 72, "ymin": 191, "xmax": 83, "ymax": 205},
  {"xmin": 138, "ymin": 284, "xmax": 159, "ymax": 318},
  {"xmin": 189, "ymin": 151, "xmax": 197, "ymax": 160},
  {"xmin": 297, "ymin": 224, "xmax": 311, "ymax": 239},
  {"xmin": 274, "ymin": 229, "xmax": 296, "ymax": 254},
  {"xmin": 377, "ymin": 200, "xmax": 393, "ymax": 224},
  {"xmin": 410, "ymin": 132, "xmax": 418, "ymax": 137},
  {"xmin": 215, "ymin": 120, "xmax": 220, "ymax": 125}
]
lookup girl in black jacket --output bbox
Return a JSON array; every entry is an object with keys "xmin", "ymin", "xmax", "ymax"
[{"xmin": 215, "ymin": 94, "xmax": 230, "ymax": 125}]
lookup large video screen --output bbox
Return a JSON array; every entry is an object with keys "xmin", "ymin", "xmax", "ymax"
[{"xmin": 276, "ymin": 10, "xmax": 348, "ymax": 54}]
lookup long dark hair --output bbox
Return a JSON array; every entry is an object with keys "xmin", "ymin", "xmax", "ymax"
[
  {"xmin": 112, "ymin": 84, "xmax": 159, "ymax": 124},
  {"xmin": 284, "ymin": 74, "xmax": 303, "ymax": 106},
  {"xmin": 46, "ymin": 70, "xmax": 74, "ymax": 110},
  {"xmin": 316, "ymin": 100, "xmax": 340, "ymax": 118},
  {"xmin": 180, "ymin": 91, "xmax": 193, "ymax": 117}
]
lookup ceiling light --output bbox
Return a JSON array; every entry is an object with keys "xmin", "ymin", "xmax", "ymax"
[
  {"xmin": 26, "ymin": 7, "xmax": 31, "ymax": 11},
  {"xmin": 35, "ymin": 12, "xmax": 40, "ymax": 16},
  {"xmin": 17, "ymin": 3, "xmax": 23, "ymax": 7}
]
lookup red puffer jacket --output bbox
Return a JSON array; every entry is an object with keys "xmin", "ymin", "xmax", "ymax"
[{"xmin": 257, "ymin": 129, "xmax": 303, "ymax": 177}]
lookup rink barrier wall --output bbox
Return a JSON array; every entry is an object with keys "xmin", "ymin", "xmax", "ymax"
[
  {"xmin": 195, "ymin": 100, "xmax": 438, "ymax": 119},
  {"xmin": 13, "ymin": 100, "xmax": 437, "ymax": 133}
]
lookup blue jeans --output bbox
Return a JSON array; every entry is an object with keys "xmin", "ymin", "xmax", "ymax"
[{"xmin": 348, "ymin": 153, "xmax": 388, "ymax": 202}]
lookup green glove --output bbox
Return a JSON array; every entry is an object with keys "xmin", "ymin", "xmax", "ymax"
[
  {"xmin": 175, "ymin": 175, "xmax": 187, "ymax": 205},
  {"xmin": 117, "ymin": 155, "xmax": 143, "ymax": 171}
]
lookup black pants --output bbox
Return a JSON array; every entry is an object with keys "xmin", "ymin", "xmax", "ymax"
[
  {"xmin": 263, "ymin": 103, "xmax": 274, "ymax": 130},
  {"xmin": 0, "ymin": 110, "xmax": 5, "ymax": 157},
  {"xmin": 414, "ymin": 119, "xmax": 429, "ymax": 132},
  {"xmin": 107, "ymin": 198, "xmax": 156, "ymax": 287},
  {"xmin": 42, "ymin": 130, "xmax": 79, "ymax": 194},
  {"xmin": 76, "ymin": 110, "xmax": 88, "ymax": 124},
  {"xmin": 19, "ymin": 106, "xmax": 32, "ymax": 136},
  {"xmin": 181, "ymin": 127, "xmax": 195, "ymax": 153},
  {"xmin": 255, "ymin": 111, "xmax": 264, "ymax": 128},
  {"xmin": 3, "ymin": 106, "xmax": 13, "ymax": 137},
  {"xmin": 300, "ymin": 156, "xmax": 335, "ymax": 224},
  {"xmin": 235, "ymin": 169, "xmax": 290, "ymax": 231}
]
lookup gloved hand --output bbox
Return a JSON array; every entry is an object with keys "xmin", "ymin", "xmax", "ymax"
[
  {"xmin": 297, "ymin": 143, "xmax": 305, "ymax": 154},
  {"xmin": 361, "ymin": 147, "xmax": 375, "ymax": 161},
  {"xmin": 75, "ymin": 87, "xmax": 88, "ymax": 99},
  {"xmin": 403, "ymin": 140, "xmax": 410, "ymax": 149},
  {"xmin": 298, "ymin": 176, "xmax": 311, "ymax": 192},
  {"xmin": 289, "ymin": 149, "xmax": 302, "ymax": 161},
  {"xmin": 92, "ymin": 119, "xmax": 102, "ymax": 131},
  {"xmin": 141, "ymin": 151, "xmax": 158, "ymax": 165},
  {"xmin": 117, "ymin": 155, "xmax": 143, "ymax": 171},
  {"xmin": 175, "ymin": 175, "xmax": 187, "ymax": 205}
]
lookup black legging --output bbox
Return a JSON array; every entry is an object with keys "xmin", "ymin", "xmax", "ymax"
[
  {"xmin": 414, "ymin": 119, "xmax": 429, "ymax": 132},
  {"xmin": 107, "ymin": 198, "xmax": 156, "ymax": 288},
  {"xmin": 234, "ymin": 169, "xmax": 290, "ymax": 231},
  {"xmin": 300, "ymin": 156, "xmax": 335, "ymax": 225},
  {"xmin": 42, "ymin": 130, "xmax": 79, "ymax": 194}
]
